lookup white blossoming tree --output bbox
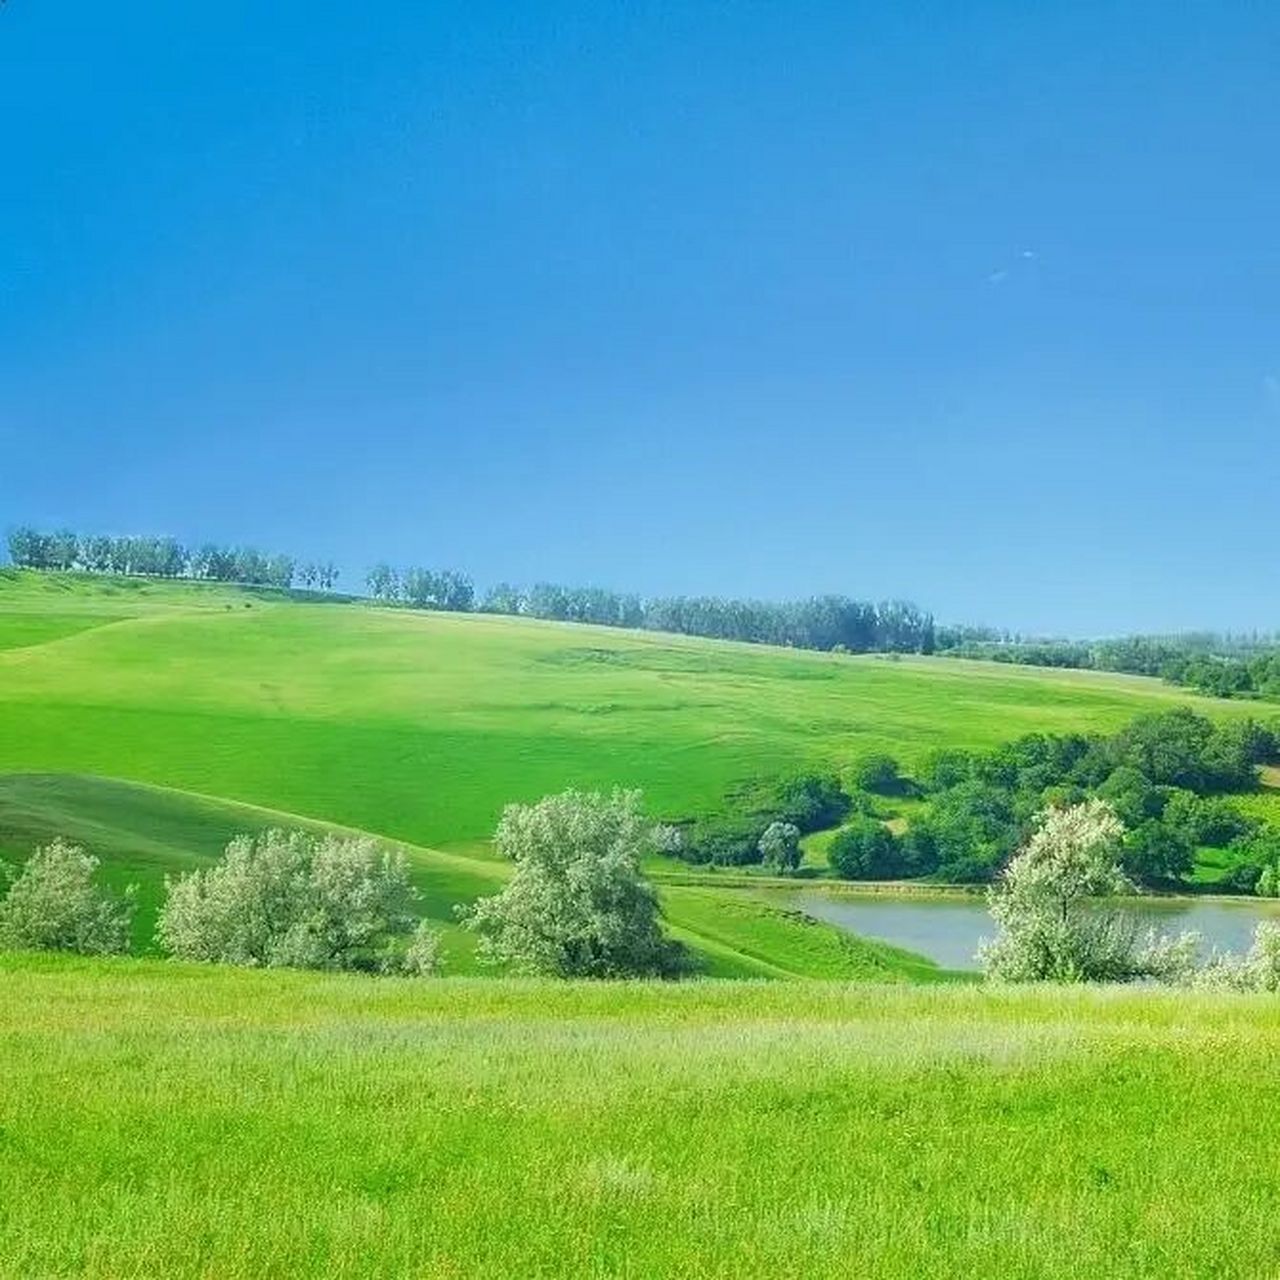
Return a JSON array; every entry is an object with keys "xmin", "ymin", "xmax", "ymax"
[
  {"xmin": 980, "ymin": 799, "xmax": 1192, "ymax": 983},
  {"xmin": 0, "ymin": 840, "xmax": 134, "ymax": 955},
  {"xmin": 158, "ymin": 829, "xmax": 439, "ymax": 974},
  {"xmin": 465, "ymin": 789, "xmax": 688, "ymax": 978}
]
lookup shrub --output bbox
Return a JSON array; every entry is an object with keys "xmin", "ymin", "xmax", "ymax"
[
  {"xmin": 850, "ymin": 754, "xmax": 905, "ymax": 796},
  {"xmin": 158, "ymin": 829, "xmax": 430, "ymax": 972},
  {"xmin": 0, "ymin": 840, "xmax": 133, "ymax": 955},
  {"xmin": 1194, "ymin": 922, "xmax": 1280, "ymax": 991},
  {"xmin": 758, "ymin": 821, "xmax": 802, "ymax": 873},
  {"xmin": 683, "ymin": 815, "xmax": 768, "ymax": 866},
  {"xmin": 465, "ymin": 789, "xmax": 687, "ymax": 978},
  {"xmin": 828, "ymin": 818, "xmax": 901, "ymax": 879},
  {"xmin": 768, "ymin": 773, "xmax": 852, "ymax": 832}
]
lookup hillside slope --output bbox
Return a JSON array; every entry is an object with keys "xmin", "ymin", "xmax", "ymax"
[{"xmin": 0, "ymin": 570, "xmax": 1258, "ymax": 850}]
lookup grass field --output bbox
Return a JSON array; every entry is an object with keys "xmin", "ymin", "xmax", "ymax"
[
  {"xmin": 4, "ymin": 572, "xmax": 1280, "ymax": 1276},
  {"xmin": 0, "ymin": 569, "xmax": 1263, "ymax": 851},
  {"xmin": 2, "ymin": 954, "xmax": 1279, "ymax": 1279}
]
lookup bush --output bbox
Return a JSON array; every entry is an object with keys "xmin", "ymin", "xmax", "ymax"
[
  {"xmin": 683, "ymin": 815, "xmax": 768, "ymax": 866},
  {"xmin": 768, "ymin": 773, "xmax": 852, "ymax": 832},
  {"xmin": 0, "ymin": 840, "xmax": 133, "ymax": 955},
  {"xmin": 850, "ymin": 754, "xmax": 906, "ymax": 796},
  {"xmin": 158, "ymin": 829, "xmax": 431, "ymax": 972},
  {"xmin": 465, "ymin": 790, "xmax": 687, "ymax": 978},
  {"xmin": 828, "ymin": 818, "xmax": 902, "ymax": 879}
]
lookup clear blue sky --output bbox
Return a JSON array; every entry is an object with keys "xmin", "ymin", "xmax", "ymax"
[{"xmin": 2, "ymin": 2, "xmax": 1276, "ymax": 635}]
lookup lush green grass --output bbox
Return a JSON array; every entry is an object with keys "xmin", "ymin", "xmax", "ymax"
[
  {"xmin": 0, "ymin": 954, "xmax": 1277, "ymax": 1278},
  {"xmin": 0, "ymin": 570, "xmax": 1255, "ymax": 852}
]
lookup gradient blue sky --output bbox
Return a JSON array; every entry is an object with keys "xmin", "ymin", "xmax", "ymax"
[{"xmin": 2, "ymin": 2, "xmax": 1276, "ymax": 635}]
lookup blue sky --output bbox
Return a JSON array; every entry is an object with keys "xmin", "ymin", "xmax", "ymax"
[{"xmin": 1, "ymin": 1, "xmax": 1276, "ymax": 635}]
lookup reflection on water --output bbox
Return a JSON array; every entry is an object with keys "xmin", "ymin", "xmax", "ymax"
[{"xmin": 790, "ymin": 890, "xmax": 1280, "ymax": 971}]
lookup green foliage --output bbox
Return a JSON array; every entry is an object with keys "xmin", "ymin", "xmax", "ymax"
[
  {"xmin": 0, "ymin": 839, "xmax": 133, "ymax": 954},
  {"xmin": 1121, "ymin": 820, "xmax": 1194, "ymax": 885},
  {"xmin": 850, "ymin": 753, "xmax": 906, "ymax": 795},
  {"xmin": 768, "ymin": 772, "xmax": 853, "ymax": 832},
  {"xmin": 465, "ymin": 790, "xmax": 687, "ymax": 978},
  {"xmin": 1096, "ymin": 766, "xmax": 1165, "ymax": 827},
  {"xmin": 828, "ymin": 817, "xmax": 902, "ymax": 879},
  {"xmin": 158, "ymin": 829, "xmax": 428, "ymax": 972}
]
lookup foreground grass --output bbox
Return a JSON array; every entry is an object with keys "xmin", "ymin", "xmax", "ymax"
[{"xmin": 1, "ymin": 955, "xmax": 1278, "ymax": 1278}]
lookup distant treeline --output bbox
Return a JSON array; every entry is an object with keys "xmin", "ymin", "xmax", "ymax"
[
  {"xmin": 6, "ymin": 527, "xmax": 338, "ymax": 591},
  {"xmin": 367, "ymin": 564, "xmax": 937, "ymax": 653},
  {"xmin": 11, "ymin": 526, "xmax": 1278, "ymax": 686},
  {"xmin": 945, "ymin": 633, "xmax": 1280, "ymax": 702}
]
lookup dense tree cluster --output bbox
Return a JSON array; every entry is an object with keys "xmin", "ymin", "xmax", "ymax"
[
  {"xmin": 835, "ymin": 709, "xmax": 1279, "ymax": 888},
  {"xmin": 6, "ymin": 527, "xmax": 337, "ymax": 591},
  {"xmin": 366, "ymin": 564, "xmax": 476, "ymax": 611},
  {"xmin": 660, "ymin": 709, "xmax": 1280, "ymax": 891},
  {"xmin": 943, "ymin": 632, "xmax": 1280, "ymax": 702},
  {"xmin": 674, "ymin": 773, "xmax": 856, "ymax": 868}
]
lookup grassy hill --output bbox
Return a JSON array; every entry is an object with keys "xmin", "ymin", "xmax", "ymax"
[
  {"xmin": 3, "ymin": 568, "xmax": 1276, "ymax": 976},
  {"xmin": 0, "ymin": 569, "xmax": 1258, "ymax": 851},
  {"xmin": 3, "ymin": 953, "xmax": 1280, "ymax": 1278}
]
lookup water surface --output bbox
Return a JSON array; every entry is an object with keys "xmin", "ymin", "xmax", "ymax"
[{"xmin": 789, "ymin": 890, "xmax": 1280, "ymax": 970}]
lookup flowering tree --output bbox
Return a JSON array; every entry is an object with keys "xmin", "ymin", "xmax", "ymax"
[
  {"xmin": 758, "ymin": 821, "xmax": 802, "ymax": 873},
  {"xmin": 0, "ymin": 840, "xmax": 133, "ymax": 954},
  {"xmin": 981, "ymin": 800, "xmax": 1173, "ymax": 982},
  {"xmin": 466, "ymin": 789, "xmax": 687, "ymax": 978}
]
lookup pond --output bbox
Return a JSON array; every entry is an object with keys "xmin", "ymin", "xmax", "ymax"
[{"xmin": 788, "ymin": 889, "xmax": 1280, "ymax": 971}]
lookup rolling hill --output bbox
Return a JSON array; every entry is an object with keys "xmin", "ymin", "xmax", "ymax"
[{"xmin": 0, "ymin": 568, "xmax": 1274, "ymax": 976}]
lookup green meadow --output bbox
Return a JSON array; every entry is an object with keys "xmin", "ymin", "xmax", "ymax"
[
  {"xmin": 3, "ymin": 955, "xmax": 1280, "ymax": 1279},
  {"xmin": 4, "ymin": 570, "xmax": 1280, "ymax": 1276},
  {"xmin": 0, "ymin": 569, "xmax": 1259, "ymax": 851}
]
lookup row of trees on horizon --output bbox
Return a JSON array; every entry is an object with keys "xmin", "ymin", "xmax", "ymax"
[
  {"xmin": 367, "ymin": 562, "xmax": 939, "ymax": 654},
  {"xmin": 8, "ymin": 525, "xmax": 1279, "ymax": 686},
  {"xmin": 6, "ymin": 527, "xmax": 340, "ymax": 592}
]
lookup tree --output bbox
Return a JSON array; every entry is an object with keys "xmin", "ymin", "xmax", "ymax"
[
  {"xmin": 769, "ymin": 772, "xmax": 852, "ymax": 832},
  {"xmin": 851, "ymin": 753, "xmax": 905, "ymax": 795},
  {"xmin": 1121, "ymin": 820, "xmax": 1194, "ymax": 885},
  {"xmin": 366, "ymin": 563, "xmax": 399, "ymax": 601},
  {"xmin": 979, "ymin": 800, "xmax": 1175, "ymax": 982},
  {"xmin": 7, "ymin": 527, "xmax": 51, "ymax": 569},
  {"xmin": 465, "ymin": 789, "xmax": 687, "ymax": 978},
  {"xmin": 828, "ymin": 817, "xmax": 901, "ymax": 879},
  {"xmin": 158, "ymin": 829, "xmax": 430, "ymax": 972},
  {"xmin": 758, "ymin": 821, "xmax": 802, "ymax": 873},
  {"xmin": 0, "ymin": 840, "xmax": 133, "ymax": 954}
]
